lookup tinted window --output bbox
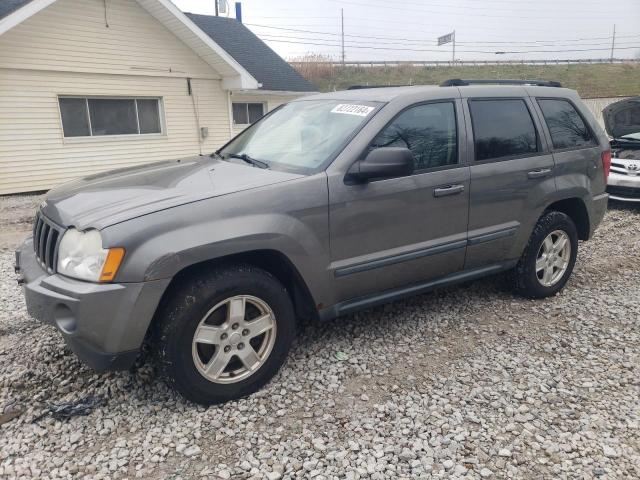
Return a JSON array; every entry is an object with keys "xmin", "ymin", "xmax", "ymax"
[
  {"xmin": 89, "ymin": 99, "xmax": 138, "ymax": 136},
  {"xmin": 58, "ymin": 97, "xmax": 162, "ymax": 137},
  {"xmin": 538, "ymin": 99, "xmax": 595, "ymax": 149},
  {"xmin": 59, "ymin": 98, "xmax": 90, "ymax": 137},
  {"xmin": 232, "ymin": 102, "xmax": 265, "ymax": 125},
  {"xmin": 469, "ymin": 99, "xmax": 538, "ymax": 161},
  {"xmin": 137, "ymin": 99, "xmax": 162, "ymax": 134},
  {"xmin": 371, "ymin": 102, "xmax": 458, "ymax": 170}
]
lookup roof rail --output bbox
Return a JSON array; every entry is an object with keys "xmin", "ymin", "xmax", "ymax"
[
  {"xmin": 347, "ymin": 84, "xmax": 411, "ymax": 90},
  {"xmin": 440, "ymin": 79, "xmax": 562, "ymax": 88}
]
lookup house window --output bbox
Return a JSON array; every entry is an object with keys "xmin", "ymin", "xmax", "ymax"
[
  {"xmin": 58, "ymin": 97, "xmax": 163, "ymax": 137},
  {"xmin": 232, "ymin": 102, "xmax": 265, "ymax": 125}
]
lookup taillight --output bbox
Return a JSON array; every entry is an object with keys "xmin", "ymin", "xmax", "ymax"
[{"xmin": 601, "ymin": 150, "xmax": 611, "ymax": 182}]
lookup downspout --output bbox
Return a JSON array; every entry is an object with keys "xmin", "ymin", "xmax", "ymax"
[
  {"xmin": 187, "ymin": 78, "xmax": 203, "ymax": 155},
  {"xmin": 227, "ymin": 90, "xmax": 234, "ymax": 138}
]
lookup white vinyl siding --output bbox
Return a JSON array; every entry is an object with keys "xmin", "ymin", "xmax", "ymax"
[
  {"xmin": 0, "ymin": 0, "xmax": 218, "ymax": 79},
  {"xmin": 0, "ymin": 0, "xmax": 312, "ymax": 194},
  {"xmin": 0, "ymin": 70, "xmax": 229, "ymax": 194},
  {"xmin": 0, "ymin": 0, "xmax": 235, "ymax": 194}
]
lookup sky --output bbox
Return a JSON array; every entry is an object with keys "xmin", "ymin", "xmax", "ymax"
[{"xmin": 174, "ymin": 0, "xmax": 640, "ymax": 62}]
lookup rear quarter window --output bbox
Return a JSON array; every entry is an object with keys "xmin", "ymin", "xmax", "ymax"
[
  {"xmin": 537, "ymin": 99, "xmax": 596, "ymax": 150},
  {"xmin": 468, "ymin": 99, "xmax": 539, "ymax": 161}
]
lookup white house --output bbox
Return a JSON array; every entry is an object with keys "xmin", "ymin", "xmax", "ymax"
[{"xmin": 0, "ymin": 0, "xmax": 316, "ymax": 194}]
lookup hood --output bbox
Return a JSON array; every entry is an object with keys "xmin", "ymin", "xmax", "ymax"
[
  {"xmin": 41, "ymin": 156, "xmax": 303, "ymax": 229},
  {"xmin": 602, "ymin": 97, "xmax": 640, "ymax": 139}
]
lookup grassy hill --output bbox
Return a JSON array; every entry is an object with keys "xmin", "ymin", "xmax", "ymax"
[{"xmin": 297, "ymin": 62, "xmax": 640, "ymax": 98}]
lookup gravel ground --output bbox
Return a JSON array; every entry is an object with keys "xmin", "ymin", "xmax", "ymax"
[{"xmin": 0, "ymin": 194, "xmax": 639, "ymax": 480}]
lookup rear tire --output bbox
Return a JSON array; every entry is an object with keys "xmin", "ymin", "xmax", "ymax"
[
  {"xmin": 155, "ymin": 264, "xmax": 295, "ymax": 405},
  {"xmin": 512, "ymin": 211, "xmax": 578, "ymax": 299}
]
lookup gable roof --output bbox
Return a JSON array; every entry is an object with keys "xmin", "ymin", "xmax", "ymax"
[
  {"xmin": 0, "ymin": 0, "xmax": 32, "ymax": 19},
  {"xmin": 186, "ymin": 13, "xmax": 316, "ymax": 93},
  {"xmin": 0, "ymin": 0, "xmax": 259, "ymax": 89}
]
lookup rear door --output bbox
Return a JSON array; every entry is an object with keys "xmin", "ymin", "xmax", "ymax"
[
  {"xmin": 533, "ymin": 96, "xmax": 604, "ymax": 198},
  {"xmin": 462, "ymin": 92, "xmax": 557, "ymax": 269}
]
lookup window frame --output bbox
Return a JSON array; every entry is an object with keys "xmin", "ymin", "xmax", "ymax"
[
  {"xmin": 467, "ymin": 97, "xmax": 544, "ymax": 164},
  {"xmin": 535, "ymin": 97, "xmax": 599, "ymax": 153},
  {"xmin": 57, "ymin": 95, "xmax": 166, "ymax": 140},
  {"xmin": 364, "ymin": 99, "xmax": 463, "ymax": 177},
  {"xmin": 232, "ymin": 101, "xmax": 266, "ymax": 126}
]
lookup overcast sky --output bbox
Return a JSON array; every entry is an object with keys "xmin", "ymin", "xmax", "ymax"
[{"xmin": 174, "ymin": 0, "xmax": 640, "ymax": 62}]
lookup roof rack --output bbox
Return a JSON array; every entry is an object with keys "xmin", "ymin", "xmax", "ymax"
[
  {"xmin": 440, "ymin": 79, "xmax": 562, "ymax": 88},
  {"xmin": 347, "ymin": 84, "xmax": 411, "ymax": 90}
]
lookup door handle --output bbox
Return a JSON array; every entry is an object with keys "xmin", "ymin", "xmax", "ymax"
[
  {"xmin": 527, "ymin": 168, "xmax": 552, "ymax": 179},
  {"xmin": 433, "ymin": 184, "xmax": 464, "ymax": 197}
]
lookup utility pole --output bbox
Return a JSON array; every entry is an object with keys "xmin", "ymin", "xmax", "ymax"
[
  {"xmin": 215, "ymin": 0, "xmax": 219, "ymax": 16},
  {"xmin": 610, "ymin": 24, "xmax": 616, "ymax": 62},
  {"xmin": 341, "ymin": 8, "xmax": 345, "ymax": 65},
  {"xmin": 452, "ymin": 30, "xmax": 456, "ymax": 65}
]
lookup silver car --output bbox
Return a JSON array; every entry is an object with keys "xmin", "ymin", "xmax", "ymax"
[
  {"xmin": 603, "ymin": 97, "xmax": 640, "ymax": 202},
  {"xmin": 16, "ymin": 80, "xmax": 610, "ymax": 404}
]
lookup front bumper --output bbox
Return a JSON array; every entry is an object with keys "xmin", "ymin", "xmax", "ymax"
[
  {"xmin": 607, "ymin": 172, "xmax": 640, "ymax": 202},
  {"xmin": 15, "ymin": 238, "xmax": 170, "ymax": 371}
]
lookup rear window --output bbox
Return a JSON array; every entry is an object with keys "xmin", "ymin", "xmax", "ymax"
[
  {"xmin": 537, "ymin": 99, "xmax": 596, "ymax": 150},
  {"xmin": 469, "ymin": 99, "xmax": 539, "ymax": 161}
]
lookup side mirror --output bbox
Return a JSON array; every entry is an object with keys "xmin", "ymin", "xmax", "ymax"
[{"xmin": 346, "ymin": 147, "xmax": 414, "ymax": 183}]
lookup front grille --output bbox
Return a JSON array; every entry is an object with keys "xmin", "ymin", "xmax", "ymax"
[
  {"xmin": 607, "ymin": 185, "xmax": 640, "ymax": 199},
  {"xmin": 611, "ymin": 162, "xmax": 629, "ymax": 175},
  {"xmin": 32, "ymin": 212, "xmax": 62, "ymax": 273}
]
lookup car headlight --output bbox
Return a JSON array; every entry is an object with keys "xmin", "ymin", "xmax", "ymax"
[{"xmin": 57, "ymin": 228, "xmax": 125, "ymax": 282}]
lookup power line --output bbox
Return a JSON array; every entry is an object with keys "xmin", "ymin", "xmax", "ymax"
[
  {"xmin": 256, "ymin": 32, "xmax": 640, "ymax": 50},
  {"xmin": 246, "ymin": 23, "xmax": 640, "ymax": 46},
  {"xmin": 259, "ymin": 36, "xmax": 640, "ymax": 55},
  {"xmin": 327, "ymin": 0, "xmax": 633, "ymax": 21},
  {"xmin": 247, "ymin": 16, "xmax": 639, "ymax": 38},
  {"xmin": 328, "ymin": 0, "xmax": 628, "ymax": 16}
]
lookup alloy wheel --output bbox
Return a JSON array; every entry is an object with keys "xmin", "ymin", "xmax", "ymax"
[
  {"xmin": 191, "ymin": 295, "xmax": 277, "ymax": 384},
  {"xmin": 535, "ymin": 229, "xmax": 571, "ymax": 287}
]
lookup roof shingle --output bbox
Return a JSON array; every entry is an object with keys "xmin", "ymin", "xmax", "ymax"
[
  {"xmin": 185, "ymin": 13, "xmax": 316, "ymax": 92},
  {"xmin": 0, "ymin": 0, "xmax": 33, "ymax": 19}
]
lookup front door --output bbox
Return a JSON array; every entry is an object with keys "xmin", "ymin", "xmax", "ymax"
[
  {"xmin": 327, "ymin": 100, "xmax": 470, "ymax": 303},
  {"xmin": 462, "ymin": 96, "xmax": 557, "ymax": 269}
]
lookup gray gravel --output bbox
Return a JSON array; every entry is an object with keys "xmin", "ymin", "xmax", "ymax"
[{"xmin": 0, "ymin": 194, "xmax": 639, "ymax": 480}]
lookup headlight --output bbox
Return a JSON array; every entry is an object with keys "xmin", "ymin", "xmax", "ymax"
[{"xmin": 57, "ymin": 228, "xmax": 125, "ymax": 282}]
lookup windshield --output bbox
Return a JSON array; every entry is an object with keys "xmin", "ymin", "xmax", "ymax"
[{"xmin": 218, "ymin": 100, "xmax": 381, "ymax": 174}]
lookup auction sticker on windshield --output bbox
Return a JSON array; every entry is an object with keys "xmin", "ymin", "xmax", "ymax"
[{"xmin": 330, "ymin": 104, "xmax": 375, "ymax": 116}]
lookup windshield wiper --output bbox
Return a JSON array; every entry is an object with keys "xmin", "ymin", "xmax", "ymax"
[{"xmin": 226, "ymin": 153, "xmax": 269, "ymax": 169}]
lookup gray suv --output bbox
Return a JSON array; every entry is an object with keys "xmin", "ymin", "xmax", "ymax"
[{"xmin": 16, "ymin": 80, "xmax": 610, "ymax": 404}]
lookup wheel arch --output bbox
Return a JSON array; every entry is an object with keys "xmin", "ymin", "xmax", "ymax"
[
  {"xmin": 544, "ymin": 197, "xmax": 590, "ymax": 240},
  {"xmin": 149, "ymin": 249, "xmax": 318, "ymax": 336}
]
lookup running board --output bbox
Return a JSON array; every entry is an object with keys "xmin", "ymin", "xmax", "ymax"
[{"xmin": 318, "ymin": 261, "xmax": 517, "ymax": 321}]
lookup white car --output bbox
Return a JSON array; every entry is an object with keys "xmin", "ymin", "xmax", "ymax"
[{"xmin": 603, "ymin": 97, "xmax": 640, "ymax": 202}]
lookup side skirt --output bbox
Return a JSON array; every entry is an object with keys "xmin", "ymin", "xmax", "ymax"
[{"xmin": 318, "ymin": 260, "xmax": 518, "ymax": 321}]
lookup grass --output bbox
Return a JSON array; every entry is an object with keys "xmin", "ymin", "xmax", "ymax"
[{"xmin": 298, "ymin": 62, "xmax": 640, "ymax": 98}]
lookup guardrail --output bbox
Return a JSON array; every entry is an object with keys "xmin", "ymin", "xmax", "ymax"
[{"xmin": 290, "ymin": 58, "xmax": 640, "ymax": 68}]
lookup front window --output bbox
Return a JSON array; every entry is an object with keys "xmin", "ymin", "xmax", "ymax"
[
  {"xmin": 370, "ymin": 102, "xmax": 458, "ymax": 171},
  {"xmin": 219, "ymin": 100, "xmax": 381, "ymax": 174},
  {"xmin": 58, "ymin": 97, "xmax": 163, "ymax": 137}
]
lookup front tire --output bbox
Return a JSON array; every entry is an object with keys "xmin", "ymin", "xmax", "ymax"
[
  {"xmin": 155, "ymin": 264, "xmax": 295, "ymax": 405},
  {"xmin": 512, "ymin": 211, "xmax": 578, "ymax": 299}
]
